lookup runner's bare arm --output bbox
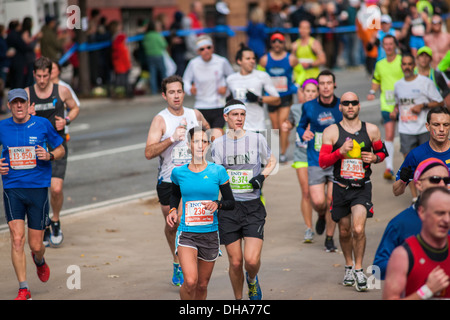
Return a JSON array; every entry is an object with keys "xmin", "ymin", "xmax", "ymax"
[
  {"xmin": 145, "ymin": 115, "xmax": 171, "ymax": 160},
  {"xmin": 60, "ymin": 85, "xmax": 80, "ymax": 122},
  {"xmin": 194, "ymin": 109, "xmax": 210, "ymax": 130},
  {"xmin": 261, "ymin": 154, "xmax": 277, "ymax": 178}
]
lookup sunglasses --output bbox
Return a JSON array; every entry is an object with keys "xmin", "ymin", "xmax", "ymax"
[
  {"xmin": 199, "ymin": 46, "xmax": 212, "ymax": 52},
  {"xmin": 271, "ymin": 39, "xmax": 284, "ymax": 44},
  {"xmin": 419, "ymin": 176, "xmax": 450, "ymax": 184},
  {"xmin": 432, "ymin": 20, "xmax": 442, "ymax": 24},
  {"xmin": 341, "ymin": 100, "xmax": 359, "ymax": 106}
]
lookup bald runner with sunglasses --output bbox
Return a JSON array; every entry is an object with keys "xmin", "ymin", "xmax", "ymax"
[
  {"xmin": 374, "ymin": 158, "xmax": 450, "ymax": 281},
  {"xmin": 319, "ymin": 91, "xmax": 388, "ymax": 292}
]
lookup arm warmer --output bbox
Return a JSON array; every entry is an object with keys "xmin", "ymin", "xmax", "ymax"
[
  {"xmin": 169, "ymin": 183, "xmax": 182, "ymax": 211},
  {"xmin": 319, "ymin": 144, "xmax": 343, "ymax": 169},
  {"xmin": 373, "ymin": 140, "xmax": 388, "ymax": 162},
  {"xmin": 217, "ymin": 182, "xmax": 235, "ymax": 210}
]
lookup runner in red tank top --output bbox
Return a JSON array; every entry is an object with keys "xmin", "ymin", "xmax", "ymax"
[{"xmin": 383, "ymin": 186, "xmax": 450, "ymax": 300}]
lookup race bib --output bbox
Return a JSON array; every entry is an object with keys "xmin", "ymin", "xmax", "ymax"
[
  {"xmin": 399, "ymin": 106, "xmax": 418, "ymax": 123},
  {"xmin": 228, "ymin": 169, "xmax": 254, "ymax": 193},
  {"xmin": 185, "ymin": 200, "xmax": 214, "ymax": 226},
  {"xmin": 340, "ymin": 158, "xmax": 364, "ymax": 180},
  {"xmin": 9, "ymin": 146, "xmax": 36, "ymax": 170},
  {"xmin": 385, "ymin": 90, "xmax": 395, "ymax": 105},
  {"xmin": 314, "ymin": 132, "xmax": 323, "ymax": 152},
  {"xmin": 172, "ymin": 145, "xmax": 191, "ymax": 166},
  {"xmin": 271, "ymin": 76, "xmax": 288, "ymax": 93}
]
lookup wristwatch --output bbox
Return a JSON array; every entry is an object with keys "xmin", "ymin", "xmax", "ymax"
[
  {"xmin": 65, "ymin": 117, "xmax": 71, "ymax": 125},
  {"xmin": 49, "ymin": 152, "xmax": 55, "ymax": 161}
]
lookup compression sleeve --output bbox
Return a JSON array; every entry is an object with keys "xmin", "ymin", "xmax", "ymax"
[
  {"xmin": 217, "ymin": 182, "xmax": 235, "ymax": 210},
  {"xmin": 169, "ymin": 183, "xmax": 182, "ymax": 211},
  {"xmin": 373, "ymin": 140, "xmax": 388, "ymax": 162},
  {"xmin": 319, "ymin": 144, "xmax": 343, "ymax": 169}
]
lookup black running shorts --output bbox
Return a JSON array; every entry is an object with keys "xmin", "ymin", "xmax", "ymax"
[
  {"xmin": 218, "ymin": 198, "xmax": 266, "ymax": 245},
  {"xmin": 330, "ymin": 182, "xmax": 374, "ymax": 223}
]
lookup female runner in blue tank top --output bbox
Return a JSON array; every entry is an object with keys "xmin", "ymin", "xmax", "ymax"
[{"xmin": 167, "ymin": 127, "xmax": 235, "ymax": 300}]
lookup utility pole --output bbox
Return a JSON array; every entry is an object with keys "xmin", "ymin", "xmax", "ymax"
[{"xmin": 75, "ymin": 0, "xmax": 90, "ymax": 97}]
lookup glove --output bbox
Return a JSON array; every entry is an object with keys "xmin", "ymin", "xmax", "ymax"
[
  {"xmin": 249, "ymin": 174, "xmax": 265, "ymax": 189},
  {"xmin": 246, "ymin": 90, "xmax": 263, "ymax": 106},
  {"xmin": 399, "ymin": 166, "xmax": 413, "ymax": 183}
]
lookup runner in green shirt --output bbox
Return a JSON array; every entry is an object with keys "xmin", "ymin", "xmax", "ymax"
[{"xmin": 367, "ymin": 35, "xmax": 403, "ymax": 180}]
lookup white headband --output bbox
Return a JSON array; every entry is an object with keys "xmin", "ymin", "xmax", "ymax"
[
  {"xmin": 196, "ymin": 38, "xmax": 213, "ymax": 50},
  {"xmin": 224, "ymin": 103, "xmax": 246, "ymax": 114}
]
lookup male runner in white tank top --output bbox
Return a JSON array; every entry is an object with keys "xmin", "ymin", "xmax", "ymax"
[{"xmin": 145, "ymin": 75, "xmax": 210, "ymax": 286}]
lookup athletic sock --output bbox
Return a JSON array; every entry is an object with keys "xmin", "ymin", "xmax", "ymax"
[
  {"xmin": 33, "ymin": 255, "xmax": 45, "ymax": 267},
  {"xmin": 19, "ymin": 281, "xmax": 29, "ymax": 289}
]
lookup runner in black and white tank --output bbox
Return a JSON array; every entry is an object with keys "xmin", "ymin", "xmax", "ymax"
[
  {"xmin": 145, "ymin": 75, "xmax": 210, "ymax": 287},
  {"xmin": 211, "ymin": 99, "xmax": 277, "ymax": 300},
  {"xmin": 319, "ymin": 91, "xmax": 388, "ymax": 292},
  {"xmin": 182, "ymin": 35, "xmax": 234, "ymax": 140},
  {"xmin": 226, "ymin": 44, "xmax": 280, "ymax": 132},
  {"xmin": 25, "ymin": 56, "xmax": 80, "ymax": 248}
]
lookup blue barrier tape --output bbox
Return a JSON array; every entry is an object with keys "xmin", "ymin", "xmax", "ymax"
[{"xmin": 58, "ymin": 13, "xmax": 449, "ymax": 66}]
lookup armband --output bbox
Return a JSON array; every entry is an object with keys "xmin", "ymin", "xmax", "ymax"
[
  {"xmin": 373, "ymin": 140, "xmax": 388, "ymax": 162},
  {"xmin": 417, "ymin": 284, "xmax": 433, "ymax": 300}
]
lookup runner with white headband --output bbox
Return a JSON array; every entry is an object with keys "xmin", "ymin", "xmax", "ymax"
[{"xmin": 211, "ymin": 99, "xmax": 278, "ymax": 300}]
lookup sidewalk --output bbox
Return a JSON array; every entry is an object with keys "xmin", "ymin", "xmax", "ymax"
[{"xmin": 0, "ymin": 144, "xmax": 411, "ymax": 300}]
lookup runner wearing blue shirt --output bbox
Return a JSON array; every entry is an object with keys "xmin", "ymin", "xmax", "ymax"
[
  {"xmin": 393, "ymin": 106, "xmax": 450, "ymax": 197},
  {"xmin": 259, "ymin": 32, "xmax": 299, "ymax": 162},
  {"xmin": 167, "ymin": 127, "xmax": 234, "ymax": 300},
  {"xmin": 1, "ymin": 89, "xmax": 65, "ymax": 300},
  {"xmin": 296, "ymin": 70, "xmax": 342, "ymax": 252}
]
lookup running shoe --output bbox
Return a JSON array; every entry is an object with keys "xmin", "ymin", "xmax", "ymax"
[
  {"xmin": 49, "ymin": 220, "xmax": 64, "ymax": 247},
  {"xmin": 315, "ymin": 215, "xmax": 326, "ymax": 235},
  {"xmin": 31, "ymin": 252, "xmax": 50, "ymax": 282},
  {"xmin": 342, "ymin": 265, "xmax": 355, "ymax": 286},
  {"xmin": 304, "ymin": 228, "xmax": 314, "ymax": 243},
  {"xmin": 383, "ymin": 169, "xmax": 395, "ymax": 180},
  {"xmin": 246, "ymin": 272, "xmax": 262, "ymax": 300},
  {"xmin": 353, "ymin": 268, "xmax": 368, "ymax": 292},
  {"xmin": 14, "ymin": 288, "xmax": 31, "ymax": 300},
  {"xmin": 324, "ymin": 236, "xmax": 337, "ymax": 252},
  {"xmin": 172, "ymin": 263, "xmax": 184, "ymax": 286},
  {"xmin": 43, "ymin": 227, "xmax": 50, "ymax": 247}
]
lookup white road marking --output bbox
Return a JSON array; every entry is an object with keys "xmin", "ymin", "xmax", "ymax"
[{"xmin": 68, "ymin": 143, "xmax": 146, "ymax": 162}]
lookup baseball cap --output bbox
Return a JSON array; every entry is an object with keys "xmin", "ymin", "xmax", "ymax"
[
  {"xmin": 380, "ymin": 15, "xmax": 392, "ymax": 24},
  {"xmin": 414, "ymin": 158, "xmax": 449, "ymax": 182},
  {"xmin": 8, "ymin": 88, "xmax": 28, "ymax": 103},
  {"xmin": 270, "ymin": 33, "xmax": 285, "ymax": 42},
  {"xmin": 417, "ymin": 46, "xmax": 433, "ymax": 57}
]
